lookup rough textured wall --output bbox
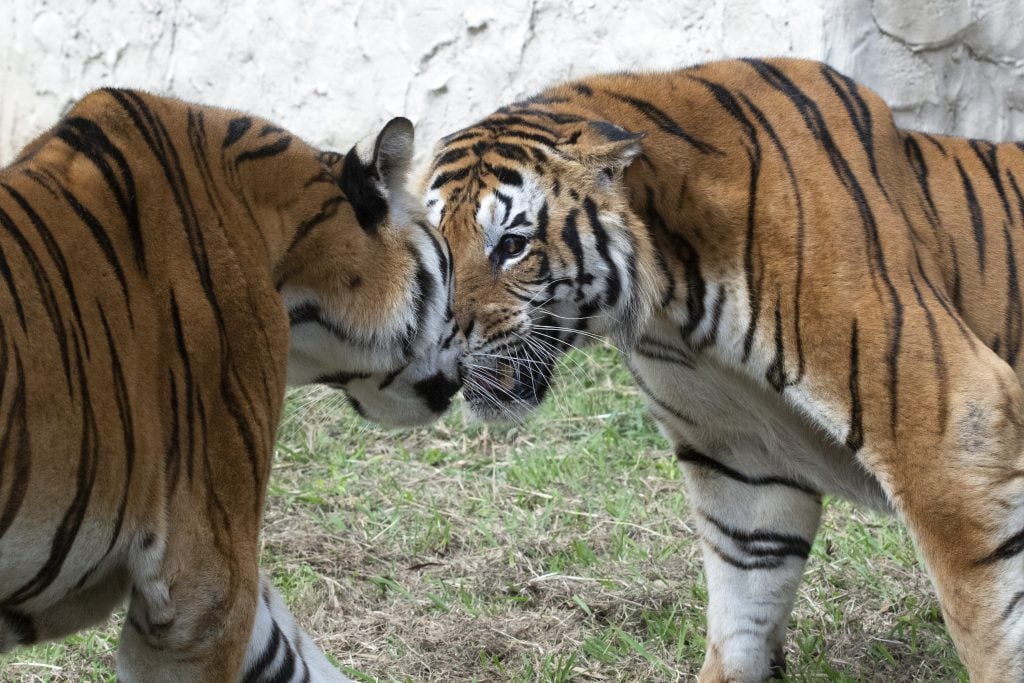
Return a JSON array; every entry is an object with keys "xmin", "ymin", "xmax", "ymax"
[
  {"xmin": 827, "ymin": 0, "xmax": 1024, "ymax": 142},
  {"xmin": 2, "ymin": 0, "xmax": 1023, "ymax": 167}
]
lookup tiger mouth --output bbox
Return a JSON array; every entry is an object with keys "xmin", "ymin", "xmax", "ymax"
[{"xmin": 462, "ymin": 344, "xmax": 558, "ymax": 418}]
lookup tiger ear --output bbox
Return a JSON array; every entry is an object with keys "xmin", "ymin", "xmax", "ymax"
[
  {"xmin": 557, "ymin": 121, "xmax": 644, "ymax": 170},
  {"xmin": 339, "ymin": 117, "xmax": 416, "ymax": 232},
  {"xmin": 372, "ymin": 116, "xmax": 415, "ymax": 194}
]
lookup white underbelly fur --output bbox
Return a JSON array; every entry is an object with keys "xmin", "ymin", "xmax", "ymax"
[{"xmin": 627, "ymin": 314, "xmax": 891, "ymax": 511}]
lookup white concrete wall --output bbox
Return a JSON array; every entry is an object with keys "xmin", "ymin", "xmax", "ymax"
[{"xmin": 2, "ymin": 0, "xmax": 1023, "ymax": 167}]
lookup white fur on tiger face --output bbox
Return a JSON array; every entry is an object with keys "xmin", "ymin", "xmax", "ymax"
[{"xmin": 285, "ymin": 118, "xmax": 464, "ymax": 427}]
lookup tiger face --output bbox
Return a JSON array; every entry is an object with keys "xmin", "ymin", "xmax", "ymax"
[
  {"xmin": 280, "ymin": 118, "xmax": 465, "ymax": 426},
  {"xmin": 422, "ymin": 119, "xmax": 657, "ymax": 421}
]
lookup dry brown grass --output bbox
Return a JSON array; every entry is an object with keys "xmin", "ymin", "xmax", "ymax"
[{"xmin": 1, "ymin": 347, "xmax": 965, "ymax": 681}]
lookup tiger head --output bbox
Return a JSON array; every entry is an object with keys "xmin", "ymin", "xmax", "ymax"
[
  {"xmin": 272, "ymin": 117, "xmax": 465, "ymax": 426},
  {"xmin": 422, "ymin": 110, "xmax": 659, "ymax": 421}
]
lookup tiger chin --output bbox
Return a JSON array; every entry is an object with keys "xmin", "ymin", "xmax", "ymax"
[
  {"xmin": 425, "ymin": 59, "xmax": 1024, "ymax": 680},
  {"xmin": 0, "ymin": 90, "xmax": 462, "ymax": 681}
]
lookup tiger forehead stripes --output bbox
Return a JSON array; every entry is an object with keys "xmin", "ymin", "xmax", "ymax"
[
  {"xmin": 0, "ymin": 89, "xmax": 461, "ymax": 681},
  {"xmin": 425, "ymin": 57, "xmax": 1024, "ymax": 680}
]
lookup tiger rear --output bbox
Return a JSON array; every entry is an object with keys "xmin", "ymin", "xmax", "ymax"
[{"xmin": 0, "ymin": 90, "xmax": 463, "ymax": 681}]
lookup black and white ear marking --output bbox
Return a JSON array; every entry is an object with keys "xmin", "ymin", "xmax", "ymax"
[
  {"xmin": 340, "ymin": 117, "xmax": 417, "ymax": 233},
  {"xmin": 373, "ymin": 116, "xmax": 415, "ymax": 192}
]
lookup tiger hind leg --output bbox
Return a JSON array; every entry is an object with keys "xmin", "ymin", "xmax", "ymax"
[
  {"xmin": 677, "ymin": 445, "xmax": 823, "ymax": 682},
  {"xmin": 863, "ymin": 349, "xmax": 1024, "ymax": 681}
]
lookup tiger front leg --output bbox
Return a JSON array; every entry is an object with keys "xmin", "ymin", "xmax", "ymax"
[
  {"xmin": 115, "ymin": 525, "xmax": 260, "ymax": 682},
  {"xmin": 240, "ymin": 573, "xmax": 353, "ymax": 682},
  {"xmin": 677, "ymin": 445, "xmax": 823, "ymax": 683}
]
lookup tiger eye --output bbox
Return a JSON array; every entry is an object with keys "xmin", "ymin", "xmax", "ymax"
[{"xmin": 499, "ymin": 234, "xmax": 528, "ymax": 258}]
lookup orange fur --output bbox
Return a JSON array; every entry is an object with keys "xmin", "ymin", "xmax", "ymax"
[
  {"xmin": 424, "ymin": 58, "xmax": 1024, "ymax": 680},
  {"xmin": 0, "ymin": 90, "xmax": 460, "ymax": 681}
]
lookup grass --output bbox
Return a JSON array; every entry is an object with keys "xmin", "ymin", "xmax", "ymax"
[{"xmin": 1, "ymin": 345, "xmax": 966, "ymax": 681}]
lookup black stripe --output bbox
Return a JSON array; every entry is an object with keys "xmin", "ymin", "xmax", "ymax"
[
  {"xmin": 164, "ymin": 371, "xmax": 184, "ymax": 496},
  {"xmin": 97, "ymin": 306, "xmax": 135, "ymax": 559},
  {"xmin": 902, "ymin": 134, "xmax": 941, "ymax": 229},
  {"xmin": 914, "ymin": 249, "xmax": 975, "ymax": 347},
  {"xmin": 376, "ymin": 365, "xmax": 405, "ymax": 390},
  {"xmin": 481, "ymin": 114, "xmax": 559, "ymax": 139},
  {"xmin": 969, "ymin": 139, "xmax": 1013, "ymax": 224},
  {"xmin": 430, "ymin": 167, "xmax": 471, "ymax": 190},
  {"xmin": 55, "ymin": 116, "xmax": 146, "ymax": 272},
  {"xmin": 606, "ymin": 92, "xmax": 722, "ymax": 155},
  {"xmin": 2, "ymin": 182, "xmax": 93, "ymax": 348},
  {"xmin": 1003, "ymin": 591, "xmax": 1024, "ymax": 622},
  {"xmin": 630, "ymin": 367, "xmax": 697, "ymax": 426},
  {"xmin": 284, "ymin": 195, "xmax": 347, "ymax": 257},
  {"xmin": 242, "ymin": 620, "xmax": 283, "ymax": 682},
  {"xmin": 740, "ymin": 93, "xmax": 806, "ymax": 381},
  {"xmin": 908, "ymin": 274, "xmax": 949, "ymax": 434},
  {"xmin": 316, "ymin": 370, "xmax": 371, "ymax": 387},
  {"xmin": 562, "ymin": 209, "xmax": 585, "ymax": 279},
  {"xmin": 58, "ymin": 185, "xmax": 135, "ymax": 322},
  {"xmin": 5, "ymin": 329, "xmax": 99, "ymax": 605},
  {"xmin": 0, "ymin": 202, "xmax": 74, "ymax": 392},
  {"xmin": 676, "ymin": 446, "xmax": 819, "ymax": 496},
  {"xmin": 583, "ymin": 197, "xmax": 621, "ymax": 309},
  {"xmin": 433, "ymin": 147, "xmax": 469, "ymax": 167},
  {"xmin": 1005, "ymin": 171, "xmax": 1024, "ymax": 366},
  {"xmin": 235, "ymin": 135, "xmax": 293, "ymax": 166},
  {"xmin": 484, "ymin": 163, "xmax": 523, "ymax": 187},
  {"xmin": 949, "ymin": 240, "xmax": 964, "ymax": 312},
  {"xmin": 704, "ymin": 539, "xmax": 788, "ymax": 571},
  {"xmin": 492, "ymin": 143, "xmax": 531, "ymax": 163},
  {"xmin": 266, "ymin": 632, "xmax": 297, "ymax": 683},
  {"xmin": 700, "ymin": 509, "xmax": 811, "ymax": 560},
  {"xmin": 820, "ymin": 65, "xmax": 889, "ymax": 202},
  {"xmin": 0, "ymin": 349, "xmax": 29, "ymax": 541},
  {"xmin": 0, "ymin": 224, "xmax": 27, "ymax": 329},
  {"xmin": 440, "ymin": 129, "xmax": 484, "ymax": 146},
  {"xmin": 978, "ymin": 526, "xmax": 1024, "ymax": 565},
  {"xmin": 633, "ymin": 336, "xmax": 695, "ymax": 368},
  {"xmin": 846, "ymin": 321, "xmax": 864, "ymax": 451},
  {"xmin": 169, "ymin": 292, "xmax": 198, "ymax": 482},
  {"xmin": 688, "ymin": 81, "xmax": 760, "ymax": 358},
  {"xmin": 1003, "ymin": 222, "xmax": 1022, "ymax": 367},
  {"xmin": 642, "ymin": 187, "xmax": 675, "ymax": 308},
  {"xmin": 224, "ymin": 116, "xmax": 253, "ymax": 147},
  {"xmin": 956, "ymin": 158, "xmax": 986, "ymax": 272},
  {"xmin": 766, "ymin": 294, "xmax": 786, "ymax": 391}
]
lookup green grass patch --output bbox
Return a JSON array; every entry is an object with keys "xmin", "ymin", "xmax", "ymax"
[{"xmin": 0, "ymin": 345, "xmax": 963, "ymax": 681}]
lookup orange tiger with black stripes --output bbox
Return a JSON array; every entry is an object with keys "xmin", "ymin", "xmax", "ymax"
[
  {"xmin": 424, "ymin": 57, "xmax": 1024, "ymax": 681},
  {"xmin": 0, "ymin": 90, "xmax": 463, "ymax": 681}
]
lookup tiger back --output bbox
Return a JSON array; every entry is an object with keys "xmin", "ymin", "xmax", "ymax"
[{"xmin": 0, "ymin": 89, "xmax": 462, "ymax": 681}]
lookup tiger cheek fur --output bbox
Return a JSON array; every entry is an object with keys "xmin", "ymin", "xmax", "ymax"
[{"xmin": 428, "ymin": 59, "xmax": 1024, "ymax": 680}]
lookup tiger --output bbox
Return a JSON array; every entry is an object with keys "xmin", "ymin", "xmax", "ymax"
[
  {"xmin": 0, "ymin": 89, "xmax": 463, "ymax": 682},
  {"xmin": 422, "ymin": 57, "xmax": 1024, "ymax": 681}
]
